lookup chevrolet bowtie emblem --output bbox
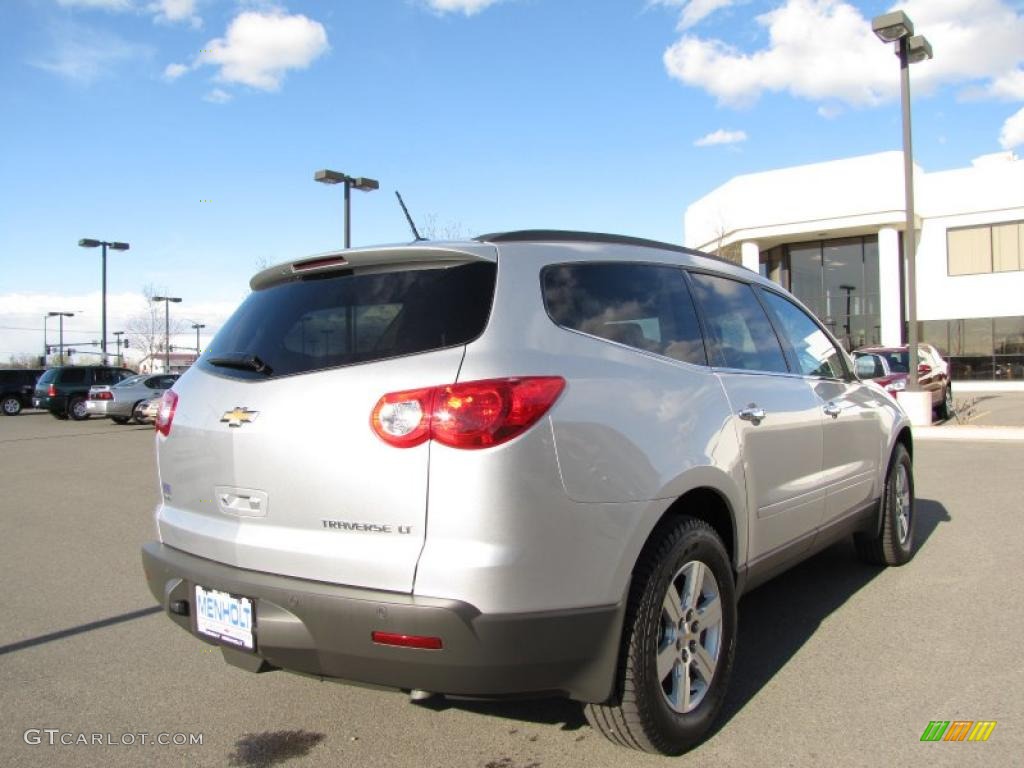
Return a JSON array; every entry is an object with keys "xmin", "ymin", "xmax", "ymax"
[{"xmin": 220, "ymin": 407, "xmax": 259, "ymax": 427}]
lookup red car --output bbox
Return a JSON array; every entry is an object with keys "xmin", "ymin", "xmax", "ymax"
[{"xmin": 853, "ymin": 345, "xmax": 953, "ymax": 420}]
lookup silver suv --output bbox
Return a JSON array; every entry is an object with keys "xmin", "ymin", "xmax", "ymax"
[{"xmin": 142, "ymin": 231, "xmax": 914, "ymax": 755}]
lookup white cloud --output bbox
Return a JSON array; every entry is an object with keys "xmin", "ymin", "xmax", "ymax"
[
  {"xmin": 203, "ymin": 88, "xmax": 232, "ymax": 103},
  {"xmin": 150, "ymin": 0, "xmax": 202, "ymax": 27},
  {"xmin": 33, "ymin": 25, "xmax": 152, "ymax": 83},
  {"xmin": 163, "ymin": 62, "xmax": 188, "ymax": 80},
  {"xmin": 194, "ymin": 10, "xmax": 329, "ymax": 91},
  {"xmin": 425, "ymin": 0, "xmax": 501, "ymax": 15},
  {"xmin": 1000, "ymin": 106, "xmax": 1024, "ymax": 149},
  {"xmin": 662, "ymin": 0, "xmax": 1024, "ymax": 108},
  {"xmin": 817, "ymin": 104, "xmax": 843, "ymax": 119},
  {"xmin": 694, "ymin": 128, "xmax": 747, "ymax": 146},
  {"xmin": 989, "ymin": 68, "xmax": 1024, "ymax": 100},
  {"xmin": 652, "ymin": 0, "xmax": 737, "ymax": 30}
]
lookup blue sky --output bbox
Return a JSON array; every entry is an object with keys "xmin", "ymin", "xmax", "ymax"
[{"xmin": 1, "ymin": 0, "xmax": 1023, "ymax": 358}]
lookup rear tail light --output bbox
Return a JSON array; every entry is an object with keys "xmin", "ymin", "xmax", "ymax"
[
  {"xmin": 48, "ymin": 384, "xmax": 56, "ymax": 397},
  {"xmin": 155, "ymin": 390, "xmax": 178, "ymax": 436},
  {"xmin": 90, "ymin": 391, "xmax": 113, "ymax": 400},
  {"xmin": 371, "ymin": 377, "xmax": 565, "ymax": 450}
]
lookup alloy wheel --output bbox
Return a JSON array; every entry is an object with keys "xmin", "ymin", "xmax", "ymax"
[{"xmin": 657, "ymin": 560, "xmax": 723, "ymax": 714}]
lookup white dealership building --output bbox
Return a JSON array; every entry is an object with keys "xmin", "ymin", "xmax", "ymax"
[{"xmin": 685, "ymin": 151, "xmax": 1024, "ymax": 380}]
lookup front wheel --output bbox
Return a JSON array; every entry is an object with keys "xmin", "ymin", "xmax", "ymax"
[
  {"xmin": 1, "ymin": 396, "xmax": 21, "ymax": 416},
  {"xmin": 584, "ymin": 517, "xmax": 736, "ymax": 755},
  {"xmin": 854, "ymin": 444, "xmax": 915, "ymax": 566}
]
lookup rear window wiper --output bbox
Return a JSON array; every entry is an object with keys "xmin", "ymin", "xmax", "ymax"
[{"xmin": 206, "ymin": 353, "xmax": 274, "ymax": 376}]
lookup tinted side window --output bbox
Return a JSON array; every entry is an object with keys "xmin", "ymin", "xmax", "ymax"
[
  {"xmin": 93, "ymin": 369, "xmax": 120, "ymax": 385},
  {"xmin": 689, "ymin": 274, "xmax": 788, "ymax": 373},
  {"xmin": 60, "ymin": 369, "xmax": 88, "ymax": 385},
  {"xmin": 542, "ymin": 263, "xmax": 707, "ymax": 365},
  {"xmin": 761, "ymin": 291, "xmax": 846, "ymax": 378}
]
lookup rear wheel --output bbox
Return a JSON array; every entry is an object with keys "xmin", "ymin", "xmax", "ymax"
[
  {"xmin": 854, "ymin": 444, "xmax": 915, "ymax": 566},
  {"xmin": 68, "ymin": 397, "xmax": 89, "ymax": 421},
  {"xmin": 584, "ymin": 517, "xmax": 736, "ymax": 755},
  {"xmin": 131, "ymin": 400, "xmax": 148, "ymax": 424},
  {"xmin": 1, "ymin": 396, "xmax": 21, "ymax": 416}
]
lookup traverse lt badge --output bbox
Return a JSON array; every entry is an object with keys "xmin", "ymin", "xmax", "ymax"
[{"xmin": 221, "ymin": 407, "xmax": 259, "ymax": 428}]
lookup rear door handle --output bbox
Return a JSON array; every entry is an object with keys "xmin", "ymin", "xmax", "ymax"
[
  {"xmin": 823, "ymin": 401, "xmax": 842, "ymax": 418},
  {"xmin": 738, "ymin": 406, "xmax": 766, "ymax": 424}
]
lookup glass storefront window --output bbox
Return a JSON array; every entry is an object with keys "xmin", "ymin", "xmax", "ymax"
[
  {"xmin": 994, "ymin": 317, "xmax": 1024, "ymax": 354},
  {"xmin": 788, "ymin": 244, "xmax": 823, "ymax": 318}
]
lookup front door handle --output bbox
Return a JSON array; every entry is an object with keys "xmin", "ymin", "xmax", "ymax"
[
  {"xmin": 738, "ymin": 405, "xmax": 766, "ymax": 424},
  {"xmin": 823, "ymin": 401, "xmax": 842, "ymax": 418}
]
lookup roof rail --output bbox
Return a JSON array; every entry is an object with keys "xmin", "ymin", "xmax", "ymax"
[{"xmin": 473, "ymin": 229, "xmax": 747, "ymax": 270}]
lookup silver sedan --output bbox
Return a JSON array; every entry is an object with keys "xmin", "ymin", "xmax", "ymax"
[{"xmin": 85, "ymin": 374, "xmax": 178, "ymax": 424}]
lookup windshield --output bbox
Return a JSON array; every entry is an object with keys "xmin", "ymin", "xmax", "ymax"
[{"xmin": 201, "ymin": 262, "xmax": 497, "ymax": 380}]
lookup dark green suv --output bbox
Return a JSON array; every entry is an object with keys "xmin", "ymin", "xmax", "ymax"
[{"xmin": 33, "ymin": 366, "xmax": 135, "ymax": 420}]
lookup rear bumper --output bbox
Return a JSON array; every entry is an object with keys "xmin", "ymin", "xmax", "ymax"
[
  {"xmin": 85, "ymin": 400, "xmax": 129, "ymax": 416},
  {"xmin": 141, "ymin": 542, "xmax": 623, "ymax": 702}
]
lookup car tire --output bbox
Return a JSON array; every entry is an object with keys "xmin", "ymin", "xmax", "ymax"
[
  {"xmin": 583, "ymin": 516, "xmax": 736, "ymax": 755},
  {"xmin": 935, "ymin": 386, "xmax": 953, "ymax": 421},
  {"xmin": 68, "ymin": 397, "xmax": 89, "ymax": 421},
  {"xmin": 131, "ymin": 400, "xmax": 148, "ymax": 424},
  {"xmin": 111, "ymin": 416, "xmax": 130, "ymax": 425},
  {"xmin": 52, "ymin": 410, "xmax": 68, "ymax": 420},
  {"xmin": 1, "ymin": 396, "xmax": 21, "ymax": 416},
  {"xmin": 854, "ymin": 444, "xmax": 915, "ymax": 566}
]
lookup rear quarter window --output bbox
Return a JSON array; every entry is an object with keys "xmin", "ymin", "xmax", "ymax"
[
  {"xmin": 541, "ymin": 262, "xmax": 707, "ymax": 366},
  {"xmin": 201, "ymin": 261, "xmax": 497, "ymax": 379},
  {"xmin": 59, "ymin": 369, "xmax": 88, "ymax": 385}
]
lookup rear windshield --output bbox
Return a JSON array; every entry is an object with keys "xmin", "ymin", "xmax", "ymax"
[
  {"xmin": 38, "ymin": 369, "xmax": 58, "ymax": 384},
  {"xmin": 200, "ymin": 262, "xmax": 497, "ymax": 379},
  {"xmin": 116, "ymin": 375, "xmax": 146, "ymax": 388}
]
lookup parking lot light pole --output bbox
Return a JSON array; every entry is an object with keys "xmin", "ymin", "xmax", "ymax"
[
  {"xmin": 48, "ymin": 312, "xmax": 75, "ymax": 364},
  {"xmin": 113, "ymin": 331, "xmax": 126, "ymax": 366},
  {"xmin": 313, "ymin": 169, "xmax": 379, "ymax": 248},
  {"xmin": 79, "ymin": 239, "xmax": 129, "ymax": 365},
  {"xmin": 872, "ymin": 12, "xmax": 932, "ymax": 395},
  {"xmin": 191, "ymin": 323, "xmax": 205, "ymax": 362},
  {"xmin": 152, "ymin": 296, "xmax": 181, "ymax": 373}
]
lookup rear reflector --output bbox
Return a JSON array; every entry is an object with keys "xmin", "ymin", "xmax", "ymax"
[
  {"xmin": 155, "ymin": 390, "xmax": 178, "ymax": 437},
  {"xmin": 371, "ymin": 631, "xmax": 443, "ymax": 650},
  {"xmin": 370, "ymin": 377, "xmax": 565, "ymax": 450}
]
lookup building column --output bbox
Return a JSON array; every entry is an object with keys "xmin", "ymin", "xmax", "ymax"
[
  {"xmin": 878, "ymin": 227, "xmax": 902, "ymax": 347},
  {"xmin": 740, "ymin": 241, "xmax": 760, "ymax": 273}
]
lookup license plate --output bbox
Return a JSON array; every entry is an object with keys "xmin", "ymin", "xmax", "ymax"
[{"xmin": 194, "ymin": 586, "xmax": 255, "ymax": 651}]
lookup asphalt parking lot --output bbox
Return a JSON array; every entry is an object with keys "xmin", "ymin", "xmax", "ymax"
[{"xmin": 1, "ymin": 412, "xmax": 1021, "ymax": 768}]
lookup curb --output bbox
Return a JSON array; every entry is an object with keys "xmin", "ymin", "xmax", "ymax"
[{"xmin": 913, "ymin": 425, "xmax": 1024, "ymax": 442}]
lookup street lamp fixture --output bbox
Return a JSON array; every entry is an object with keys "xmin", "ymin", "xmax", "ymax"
[
  {"xmin": 872, "ymin": 10, "xmax": 932, "ymax": 421},
  {"xmin": 314, "ymin": 169, "xmax": 380, "ymax": 248},
  {"xmin": 871, "ymin": 10, "xmax": 914, "ymax": 42},
  {"xmin": 152, "ymin": 296, "xmax": 182, "ymax": 373},
  {"xmin": 47, "ymin": 311, "xmax": 75, "ymax": 363},
  {"xmin": 79, "ymin": 238, "xmax": 130, "ymax": 365}
]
